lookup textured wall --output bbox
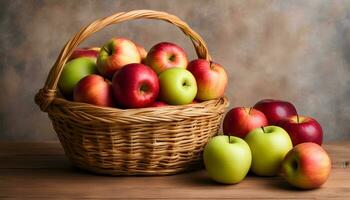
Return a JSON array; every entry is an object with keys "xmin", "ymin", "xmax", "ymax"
[{"xmin": 0, "ymin": 0, "xmax": 350, "ymax": 141}]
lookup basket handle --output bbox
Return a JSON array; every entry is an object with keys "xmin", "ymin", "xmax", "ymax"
[{"xmin": 35, "ymin": 10, "xmax": 211, "ymax": 112}]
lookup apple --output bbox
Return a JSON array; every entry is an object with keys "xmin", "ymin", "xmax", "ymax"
[
  {"xmin": 158, "ymin": 68, "xmax": 197, "ymax": 105},
  {"xmin": 281, "ymin": 142, "xmax": 331, "ymax": 189},
  {"xmin": 150, "ymin": 101, "xmax": 168, "ymax": 107},
  {"xmin": 245, "ymin": 126, "xmax": 293, "ymax": 176},
  {"xmin": 276, "ymin": 115, "xmax": 323, "ymax": 146},
  {"xmin": 73, "ymin": 74, "xmax": 114, "ymax": 107},
  {"xmin": 187, "ymin": 59, "xmax": 228, "ymax": 100},
  {"xmin": 58, "ymin": 57, "xmax": 98, "ymax": 98},
  {"xmin": 68, "ymin": 47, "xmax": 100, "ymax": 61},
  {"xmin": 223, "ymin": 107, "xmax": 268, "ymax": 138},
  {"xmin": 97, "ymin": 38, "xmax": 141, "ymax": 78},
  {"xmin": 112, "ymin": 63, "xmax": 159, "ymax": 108},
  {"xmin": 203, "ymin": 135, "xmax": 252, "ymax": 184},
  {"xmin": 136, "ymin": 44, "xmax": 147, "ymax": 64},
  {"xmin": 146, "ymin": 42, "xmax": 188, "ymax": 74},
  {"xmin": 253, "ymin": 99, "xmax": 298, "ymax": 125}
]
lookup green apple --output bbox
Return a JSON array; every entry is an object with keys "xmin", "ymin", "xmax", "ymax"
[
  {"xmin": 58, "ymin": 57, "xmax": 98, "ymax": 98},
  {"xmin": 203, "ymin": 135, "xmax": 252, "ymax": 184},
  {"xmin": 158, "ymin": 67, "xmax": 197, "ymax": 105},
  {"xmin": 245, "ymin": 126, "xmax": 293, "ymax": 176}
]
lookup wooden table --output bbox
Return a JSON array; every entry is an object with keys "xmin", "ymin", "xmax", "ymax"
[{"xmin": 0, "ymin": 141, "xmax": 349, "ymax": 199}]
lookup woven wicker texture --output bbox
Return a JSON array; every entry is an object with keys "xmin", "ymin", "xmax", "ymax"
[{"xmin": 35, "ymin": 10, "xmax": 229, "ymax": 175}]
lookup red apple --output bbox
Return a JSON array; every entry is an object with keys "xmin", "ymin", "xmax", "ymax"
[
  {"xmin": 97, "ymin": 38, "xmax": 141, "ymax": 78},
  {"xmin": 223, "ymin": 107, "xmax": 268, "ymax": 138},
  {"xmin": 146, "ymin": 42, "xmax": 188, "ymax": 74},
  {"xmin": 112, "ymin": 63, "xmax": 159, "ymax": 108},
  {"xmin": 68, "ymin": 47, "xmax": 100, "ymax": 61},
  {"xmin": 187, "ymin": 59, "xmax": 228, "ymax": 101},
  {"xmin": 136, "ymin": 44, "xmax": 147, "ymax": 64},
  {"xmin": 281, "ymin": 142, "xmax": 331, "ymax": 189},
  {"xmin": 150, "ymin": 101, "xmax": 168, "ymax": 107},
  {"xmin": 253, "ymin": 99, "xmax": 298, "ymax": 125},
  {"xmin": 276, "ymin": 115, "xmax": 323, "ymax": 146},
  {"xmin": 73, "ymin": 74, "xmax": 114, "ymax": 107}
]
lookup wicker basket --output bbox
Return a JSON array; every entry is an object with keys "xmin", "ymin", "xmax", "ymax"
[{"xmin": 35, "ymin": 10, "xmax": 229, "ymax": 176}]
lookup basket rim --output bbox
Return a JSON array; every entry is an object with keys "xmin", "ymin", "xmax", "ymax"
[{"xmin": 47, "ymin": 96, "xmax": 229, "ymax": 124}]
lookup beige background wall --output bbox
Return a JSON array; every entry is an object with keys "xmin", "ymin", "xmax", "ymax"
[{"xmin": 1, "ymin": 0, "xmax": 349, "ymax": 141}]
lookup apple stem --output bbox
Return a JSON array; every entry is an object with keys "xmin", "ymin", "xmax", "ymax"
[
  {"xmin": 297, "ymin": 114, "xmax": 300, "ymax": 124},
  {"xmin": 261, "ymin": 126, "xmax": 265, "ymax": 133},
  {"xmin": 228, "ymin": 135, "xmax": 231, "ymax": 143},
  {"xmin": 248, "ymin": 107, "xmax": 253, "ymax": 115}
]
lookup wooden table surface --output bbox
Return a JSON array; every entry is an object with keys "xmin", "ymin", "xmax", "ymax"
[{"xmin": 0, "ymin": 141, "xmax": 349, "ymax": 199}]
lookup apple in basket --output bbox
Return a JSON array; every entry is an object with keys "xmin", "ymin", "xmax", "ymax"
[
  {"xmin": 97, "ymin": 38, "xmax": 141, "ymax": 78},
  {"xmin": 187, "ymin": 59, "xmax": 228, "ymax": 101},
  {"xmin": 74, "ymin": 74, "xmax": 114, "ymax": 107},
  {"xmin": 112, "ymin": 63, "xmax": 159, "ymax": 108},
  {"xmin": 146, "ymin": 42, "xmax": 188, "ymax": 74},
  {"xmin": 58, "ymin": 57, "xmax": 98, "ymax": 98},
  {"xmin": 68, "ymin": 47, "xmax": 100, "ymax": 61},
  {"xmin": 135, "ymin": 44, "xmax": 148, "ymax": 64},
  {"xmin": 158, "ymin": 68, "xmax": 197, "ymax": 105}
]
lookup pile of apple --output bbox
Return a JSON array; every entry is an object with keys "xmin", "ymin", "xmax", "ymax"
[
  {"xmin": 204, "ymin": 99, "xmax": 331, "ymax": 189},
  {"xmin": 58, "ymin": 38, "xmax": 228, "ymax": 108}
]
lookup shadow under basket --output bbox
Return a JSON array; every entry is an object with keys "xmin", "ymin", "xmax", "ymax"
[{"xmin": 35, "ymin": 10, "xmax": 229, "ymax": 176}]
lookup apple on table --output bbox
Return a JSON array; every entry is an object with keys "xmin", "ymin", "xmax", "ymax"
[
  {"xmin": 245, "ymin": 126, "xmax": 293, "ymax": 176},
  {"xmin": 281, "ymin": 142, "xmax": 331, "ymax": 189},
  {"xmin": 158, "ymin": 68, "xmax": 197, "ymax": 105},
  {"xmin": 146, "ymin": 42, "xmax": 188, "ymax": 74},
  {"xmin": 223, "ymin": 107, "xmax": 268, "ymax": 138},
  {"xmin": 253, "ymin": 99, "xmax": 298, "ymax": 125},
  {"xmin": 97, "ymin": 38, "xmax": 141, "ymax": 79},
  {"xmin": 277, "ymin": 115, "xmax": 323, "ymax": 146},
  {"xmin": 187, "ymin": 59, "xmax": 228, "ymax": 101},
  {"xmin": 112, "ymin": 63, "xmax": 159, "ymax": 108},
  {"xmin": 203, "ymin": 135, "xmax": 252, "ymax": 184}
]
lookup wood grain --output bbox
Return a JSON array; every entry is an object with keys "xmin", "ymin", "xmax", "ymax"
[{"xmin": 0, "ymin": 141, "xmax": 349, "ymax": 199}]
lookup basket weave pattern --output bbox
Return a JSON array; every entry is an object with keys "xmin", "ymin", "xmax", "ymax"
[{"xmin": 35, "ymin": 10, "xmax": 228, "ymax": 175}]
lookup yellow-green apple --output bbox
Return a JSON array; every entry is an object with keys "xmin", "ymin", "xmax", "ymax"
[
  {"xmin": 136, "ymin": 44, "xmax": 147, "ymax": 64},
  {"xmin": 223, "ymin": 107, "xmax": 268, "ymax": 138},
  {"xmin": 276, "ymin": 115, "xmax": 323, "ymax": 146},
  {"xmin": 158, "ymin": 68, "xmax": 197, "ymax": 105},
  {"xmin": 112, "ymin": 63, "xmax": 159, "ymax": 108},
  {"xmin": 73, "ymin": 74, "xmax": 114, "ymax": 107},
  {"xmin": 150, "ymin": 101, "xmax": 168, "ymax": 107},
  {"xmin": 203, "ymin": 135, "xmax": 252, "ymax": 184},
  {"xmin": 187, "ymin": 59, "xmax": 228, "ymax": 100},
  {"xmin": 97, "ymin": 38, "xmax": 141, "ymax": 78},
  {"xmin": 281, "ymin": 142, "xmax": 331, "ymax": 189},
  {"xmin": 146, "ymin": 42, "xmax": 188, "ymax": 74},
  {"xmin": 58, "ymin": 57, "xmax": 98, "ymax": 99},
  {"xmin": 68, "ymin": 47, "xmax": 100, "ymax": 61},
  {"xmin": 253, "ymin": 99, "xmax": 298, "ymax": 125},
  {"xmin": 245, "ymin": 126, "xmax": 293, "ymax": 176}
]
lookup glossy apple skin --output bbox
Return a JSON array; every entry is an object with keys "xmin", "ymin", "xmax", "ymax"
[
  {"xmin": 187, "ymin": 59, "xmax": 228, "ymax": 101},
  {"xmin": 150, "ymin": 101, "xmax": 168, "ymax": 107},
  {"xmin": 253, "ymin": 99, "xmax": 298, "ymax": 125},
  {"xmin": 68, "ymin": 47, "xmax": 100, "ymax": 61},
  {"xmin": 276, "ymin": 115, "xmax": 323, "ymax": 146},
  {"xmin": 146, "ymin": 42, "xmax": 188, "ymax": 74},
  {"xmin": 223, "ymin": 107, "xmax": 268, "ymax": 138},
  {"xmin": 245, "ymin": 126, "xmax": 293, "ymax": 176},
  {"xmin": 281, "ymin": 142, "xmax": 331, "ymax": 189},
  {"xmin": 158, "ymin": 68, "xmax": 197, "ymax": 105},
  {"xmin": 136, "ymin": 44, "xmax": 147, "ymax": 64},
  {"xmin": 73, "ymin": 74, "xmax": 114, "ymax": 107},
  {"xmin": 97, "ymin": 38, "xmax": 141, "ymax": 78},
  {"xmin": 112, "ymin": 63, "xmax": 159, "ymax": 108},
  {"xmin": 58, "ymin": 57, "xmax": 98, "ymax": 99},
  {"xmin": 203, "ymin": 135, "xmax": 252, "ymax": 184}
]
